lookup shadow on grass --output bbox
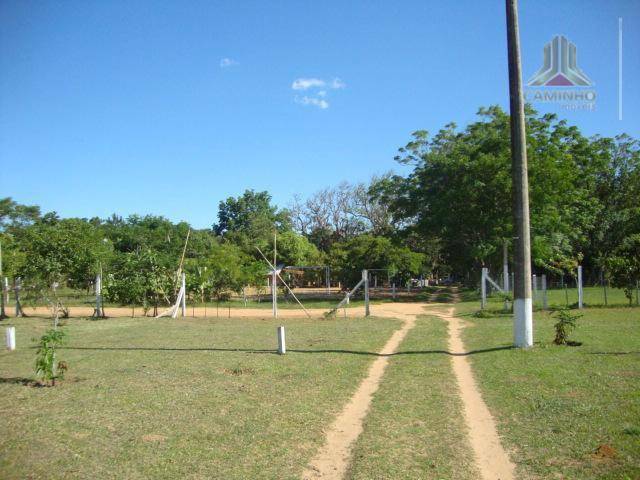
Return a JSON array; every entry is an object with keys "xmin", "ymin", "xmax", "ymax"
[
  {"xmin": 0, "ymin": 377, "xmax": 45, "ymax": 387},
  {"xmin": 60, "ymin": 345, "xmax": 515, "ymax": 357}
]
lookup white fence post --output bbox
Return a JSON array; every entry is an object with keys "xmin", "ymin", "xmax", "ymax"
[
  {"xmin": 6, "ymin": 326, "xmax": 15, "ymax": 351},
  {"xmin": 277, "ymin": 326, "xmax": 286, "ymax": 354},
  {"xmin": 577, "ymin": 266, "xmax": 583, "ymax": 309},
  {"xmin": 326, "ymin": 266, "xmax": 330, "ymax": 296},
  {"xmin": 272, "ymin": 270, "xmax": 278, "ymax": 318},
  {"xmin": 481, "ymin": 267, "xmax": 488, "ymax": 309},
  {"xmin": 181, "ymin": 272, "xmax": 187, "ymax": 317},
  {"xmin": 94, "ymin": 273, "xmax": 104, "ymax": 317},
  {"xmin": 14, "ymin": 277, "xmax": 24, "ymax": 317},
  {"xmin": 542, "ymin": 274, "xmax": 548, "ymax": 310},
  {"xmin": 503, "ymin": 241, "xmax": 509, "ymax": 292},
  {"xmin": 363, "ymin": 270, "xmax": 370, "ymax": 317},
  {"xmin": 392, "ymin": 282, "xmax": 396, "ymax": 300}
]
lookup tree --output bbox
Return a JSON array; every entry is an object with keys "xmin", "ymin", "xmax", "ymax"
[
  {"xmin": 377, "ymin": 106, "xmax": 612, "ymax": 279},
  {"xmin": 14, "ymin": 218, "xmax": 111, "ymax": 312},
  {"xmin": 290, "ymin": 176, "xmax": 397, "ymax": 251},
  {"xmin": 214, "ymin": 190, "xmax": 290, "ymax": 252},
  {"xmin": 585, "ymin": 134, "xmax": 640, "ymax": 275},
  {"xmin": 267, "ymin": 231, "xmax": 321, "ymax": 267},
  {"xmin": 330, "ymin": 234, "xmax": 424, "ymax": 287},
  {"xmin": 606, "ymin": 234, "xmax": 640, "ymax": 305},
  {"xmin": 200, "ymin": 243, "xmax": 262, "ymax": 303},
  {"xmin": 0, "ymin": 197, "xmax": 41, "ymax": 230},
  {"xmin": 103, "ymin": 248, "xmax": 173, "ymax": 315}
]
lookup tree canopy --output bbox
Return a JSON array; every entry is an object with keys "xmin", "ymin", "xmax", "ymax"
[{"xmin": 374, "ymin": 106, "xmax": 640, "ymax": 281}]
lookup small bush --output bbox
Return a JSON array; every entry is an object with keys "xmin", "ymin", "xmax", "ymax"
[
  {"xmin": 34, "ymin": 329, "xmax": 67, "ymax": 386},
  {"xmin": 473, "ymin": 309, "xmax": 494, "ymax": 318},
  {"xmin": 553, "ymin": 309, "xmax": 581, "ymax": 345}
]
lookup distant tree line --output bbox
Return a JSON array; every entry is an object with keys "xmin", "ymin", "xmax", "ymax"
[{"xmin": 1, "ymin": 105, "xmax": 638, "ymax": 307}]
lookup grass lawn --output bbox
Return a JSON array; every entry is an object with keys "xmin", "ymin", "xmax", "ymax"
[
  {"xmin": 347, "ymin": 315, "xmax": 478, "ymax": 479},
  {"xmin": 0, "ymin": 315, "xmax": 400, "ymax": 479},
  {"xmin": 458, "ymin": 304, "xmax": 640, "ymax": 479}
]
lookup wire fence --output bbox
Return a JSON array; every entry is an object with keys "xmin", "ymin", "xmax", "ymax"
[{"xmin": 484, "ymin": 275, "xmax": 640, "ymax": 309}]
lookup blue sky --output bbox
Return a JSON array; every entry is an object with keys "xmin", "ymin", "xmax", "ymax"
[{"xmin": 1, "ymin": 0, "xmax": 638, "ymax": 228}]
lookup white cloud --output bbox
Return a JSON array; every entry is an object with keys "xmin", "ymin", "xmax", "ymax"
[
  {"xmin": 291, "ymin": 76, "xmax": 344, "ymax": 110},
  {"xmin": 220, "ymin": 58, "xmax": 239, "ymax": 68},
  {"xmin": 330, "ymin": 77, "xmax": 346, "ymax": 89},
  {"xmin": 295, "ymin": 96, "xmax": 329, "ymax": 109},
  {"xmin": 292, "ymin": 78, "xmax": 326, "ymax": 90}
]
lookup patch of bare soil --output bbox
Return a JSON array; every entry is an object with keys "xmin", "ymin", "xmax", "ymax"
[
  {"xmin": 141, "ymin": 434, "xmax": 166, "ymax": 443},
  {"xmin": 591, "ymin": 444, "xmax": 617, "ymax": 461},
  {"xmin": 11, "ymin": 302, "xmax": 434, "ymax": 320}
]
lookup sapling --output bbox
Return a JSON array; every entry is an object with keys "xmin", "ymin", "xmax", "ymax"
[
  {"xmin": 552, "ymin": 309, "xmax": 581, "ymax": 345},
  {"xmin": 35, "ymin": 329, "xmax": 67, "ymax": 386},
  {"xmin": 499, "ymin": 292, "xmax": 513, "ymax": 312}
]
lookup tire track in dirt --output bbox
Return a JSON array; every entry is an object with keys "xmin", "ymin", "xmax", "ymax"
[
  {"xmin": 301, "ymin": 303, "xmax": 426, "ymax": 480},
  {"xmin": 433, "ymin": 306, "xmax": 515, "ymax": 480}
]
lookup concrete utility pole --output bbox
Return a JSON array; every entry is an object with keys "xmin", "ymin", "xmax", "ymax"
[{"xmin": 506, "ymin": 0, "xmax": 533, "ymax": 347}]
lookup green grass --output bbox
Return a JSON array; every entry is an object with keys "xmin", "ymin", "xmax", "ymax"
[
  {"xmin": 347, "ymin": 315, "xmax": 478, "ymax": 479},
  {"xmin": 4, "ymin": 291, "xmax": 638, "ymax": 479},
  {"xmin": 458, "ymin": 305, "xmax": 640, "ymax": 479},
  {"xmin": 0, "ymin": 315, "xmax": 400, "ymax": 479}
]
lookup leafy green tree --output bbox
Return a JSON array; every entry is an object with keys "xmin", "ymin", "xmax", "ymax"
[
  {"xmin": 585, "ymin": 135, "xmax": 640, "ymax": 273},
  {"xmin": 14, "ymin": 218, "xmax": 111, "ymax": 310},
  {"xmin": 267, "ymin": 231, "xmax": 321, "ymax": 267},
  {"xmin": 377, "ymin": 106, "xmax": 613, "ymax": 279},
  {"xmin": 200, "ymin": 243, "xmax": 261, "ymax": 303},
  {"xmin": 0, "ymin": 197, "xmax": 41, "ymax": 230},
  {"xmin": 103, "ymin": 248, "xmax": 173, "ymax": 315},
  {"xmin": 330, "ymin": 234, "xmax": 424, "ymax": 286},
  {"xmin": 214, "ymin": 190, "xmax": 291, "ymax": 252},
  {"xmin": 606, "ymin": 234, "xmax": 640, "ymax": 304}
]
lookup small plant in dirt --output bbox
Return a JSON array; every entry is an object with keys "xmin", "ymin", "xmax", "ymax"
[
  {"xmin": 35, "ymin": 329, "xmax": 67, "ymax": 386},
  {"xmin": 552, "ymin": 309, "xmax": 581, "ymax": 345}
]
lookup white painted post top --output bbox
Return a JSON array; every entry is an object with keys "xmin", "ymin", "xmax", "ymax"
[
  {"xmin": 277, "ymin": 325, "xmax": 286, "ymax": 355},
  {"xmin": 6, "ymin": 325, "xmax": 16, "ymax": 351}
]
